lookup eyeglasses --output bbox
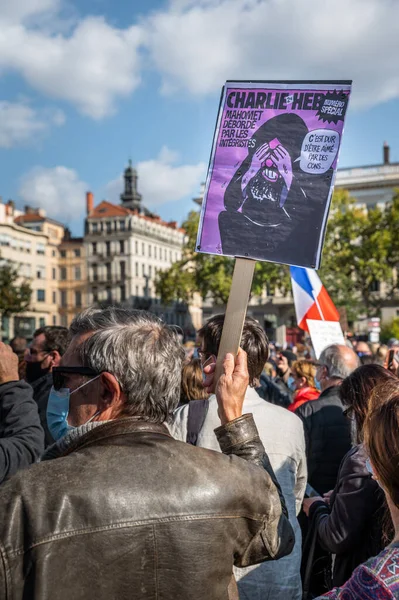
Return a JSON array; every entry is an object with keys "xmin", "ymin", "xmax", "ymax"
[{"xmin": 52, "ymin": 366, "xmax": 101, "ymax": 391}]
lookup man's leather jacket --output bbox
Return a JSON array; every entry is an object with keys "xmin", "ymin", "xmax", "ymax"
[{"xmin": 0, "ymin": 414, "xmax": 294, "ymax": 599}]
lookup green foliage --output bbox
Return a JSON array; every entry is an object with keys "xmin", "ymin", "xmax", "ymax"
[
  {"xmin": 155, "ymin": 210, "xmax": 289, "ymax": 305},
  {"xmin": 380, "ymin": 318, "xmax": 399, "ymax": 343},
  {"xmin": 0, "ymin": 258, "xmax": 32, "ymax": 316}
]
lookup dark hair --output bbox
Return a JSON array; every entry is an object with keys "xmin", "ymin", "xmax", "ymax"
[
  {"xmin": 34, "ymin": 326, "xmax": 69, "ymax": 356},
  {"xmin": 198, "ymin": 314, "xmax": 269, "ymax": 387},
  {"xmin": 9, "ymin": 336, "xmax": 27, "ymax": 354},
  {"xmin": 181, "ymin": 359, "xmax": 208, "ymax": 404},
  {"xmin": 340, "ymin": 364, "xmax": 396, "ymax": 443},
  {"xmin": 364, "ymin": 379, "xmax": 399, "ymax": 509}
]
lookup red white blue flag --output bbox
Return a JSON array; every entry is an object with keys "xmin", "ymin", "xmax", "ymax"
[{"xmin": 290, "ymin": 266, "xmax": 340, "ymax": 331}]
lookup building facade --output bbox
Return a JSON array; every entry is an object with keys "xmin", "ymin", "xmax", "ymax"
[
  {"xmin": 58, "ymin": 231, "xmax": 87, "ymax": 327},
  {"xmin": 84, "ymin": 163, "xmax": 194, "ymax": 332}
]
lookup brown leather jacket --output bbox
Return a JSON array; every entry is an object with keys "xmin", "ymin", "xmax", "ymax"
[{"xmin": 0, "ymin": 414, "xmax": 294, "ymax": 599}]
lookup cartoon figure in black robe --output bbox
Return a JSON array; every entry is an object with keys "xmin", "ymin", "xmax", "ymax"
[{"xmin": 218, "ymin": 113, "xmax": 334, "ymax": 267}]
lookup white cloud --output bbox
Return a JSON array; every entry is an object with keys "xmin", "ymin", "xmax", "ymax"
[
  {"xmin": 146, "ymin": 0, "xmax": 399, "ymax": 108},
  {"xmin": 0, "ymin": 100, "xmax": 65, "ymax": 148},
  {"xmin": 0, "ymin": 3, "xmax": 144, "ymax": 119},
  {"xmin": 106, "ymin": 146, "xmax": 206, "ymax": 208},
  {"xmin": 18, "ymin": 166, "xmax": 87, "ymax": 221}
]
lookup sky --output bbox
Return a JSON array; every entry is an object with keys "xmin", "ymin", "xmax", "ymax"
[{"xmin": 1, "ymin": 0, "xmax": 399, "ymax": 236}]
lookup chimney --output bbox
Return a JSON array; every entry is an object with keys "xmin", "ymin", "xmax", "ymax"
[
  {"xmin": 5, "ymin": 200, "xmax": 14, "ymax": 216},
  {"xmin": 86, "ymin": 191, "xmax": 94, "ymax": 215},
  {"xmin": 383, "ymin": 141, "xmax": 390, "ymax": 165}
]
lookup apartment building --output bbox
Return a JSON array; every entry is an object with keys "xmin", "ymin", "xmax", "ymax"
[{"xmin": 58, "ymin": 231, "xmax": 87, "ymax": 327}]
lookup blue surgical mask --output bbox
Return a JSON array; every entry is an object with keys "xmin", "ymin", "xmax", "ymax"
[
  {"xmin": 287, "ymin": 376, "xmax": 296, "ymax": 392},
  {"xmin": 314, "ymin": 378, "xmax": 321, "ymax": 391},
  {"xmin": 47, "ymin": 375, "xmax": 101, "ymax": 441}
]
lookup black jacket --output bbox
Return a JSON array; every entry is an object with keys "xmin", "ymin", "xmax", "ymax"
[
  {"xmin": 0, "ymin": 380, "xmax": 45, "ymax": 484},
  {"xmin": 31, "ymin": 373, "xmax": 55, "ymax": 447},
  {"xmin": 295, "ymin": 385, "xmax": 351, "ymax": 494},
  {"xmin": 309, "ymin": 444, "xmax": 386, "ymax": 586},
  {"xmin": 0, "ymin": 415, "xmax": 294, "ymax": 599},
  {"xmin": 256, "ymin": 373, "xmax": 292, "ymax": 408}
]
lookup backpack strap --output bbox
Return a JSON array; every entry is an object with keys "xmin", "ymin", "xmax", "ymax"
[{"xmin": 186, "ymin": 399, "xmax": 209, "ymax": 446}]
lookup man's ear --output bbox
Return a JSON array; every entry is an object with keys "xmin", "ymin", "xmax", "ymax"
[
  {"xmin": 98, "ymin": 372, "xmax": 123, "ymax": 415},
  {"xmin": 49, "ymin": 350, "xmax": 62, "ymax": 368}
]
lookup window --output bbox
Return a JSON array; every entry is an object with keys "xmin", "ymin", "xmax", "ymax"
[
  {"xmin": 36, "ymin": 266, "xmax": 45, "ymax": 279},
  {"xmin": 92, "ymin": 242, "xmax": 97, "ymax": 255},
  {"xmin": 106, "ymin": 287, "xmax": 112, "ymax": 303},
  {"xmin": 106, "ymin": 241, "xmax": 111, "ymax": 257},
  {"xmin": 61, "ymin": 291, "xmax": 67, "ymax": 307},
  {"xmin": 106, "ymin": 263, "xmax": 112, "ymax": 281},
  {"xmin": 142, "ymin": 242, "xmax": 145, "ymax": 255},
  {"xmin": 154, "ymin": 246, "xmax": 157, "ymax": 259},
  {"xmin": 74, "ymin": 248, "xmax": 81, "ymax": 257},
  {"xmin": 39, "ymin": 318, "xmax": 45, "ymax": 328},
  {"xmin": 120, "ymin": 240, "xmax": 125, "ymax": 254},
  {"xmin": 75, "ymin": 266, "xmax": 81, "ymax": 280},
  {"xmin": 120, "ymin": 285, "xmax": 126, "ymax": 302},
  {"xmin": 92, "ymin": 222, "xmax": 98, "ymax": 233},
  {"xmin": 135, "ymin": 285, "xmax": 139, "ymax": 296},
  {"xmin": 149, "ymin": 265, "xmax": 152, "ymax": 278},
  {"xmin": 52, "ymin": 250, "xmax": 56, "ymax": 257},
  {"xmin": 149, "ymin": 245, "xmax": 152, "ymax": 258},
  {"xmin": 37, "ymin": 290, "xmax": 45, "ymax": 302},
  {"xmin": 75, "ymin": 291, "xmax": 82, "ymax": 308},
  {"xmin": 120, "ymin": 261, "xmax": 126, "ymax": 279},
  {"xmin": 135, "ymin": 240, "xmax": 138, "ymax": 254},
  {"xmin": 52, "ymin": 316, "xmax": 57, "ymax": 325},
  {"xmin": 92, "ymin": 264, "xmax": 98, "ymax": 282},
  {"xmin": 52, "ymin": 267, "xmax": 56, "ymax": 280},
  {"xmin": 120, "ymin": 221, "xmax": 126, "ymax": 232},
  {"xmin": 135, "ymin": 262, "xmax": 139, "ymax": 276},
  {"xmin": 61, "ymin": 315, "xmax": 68, "ymax": 327},
  {"xmin": 92, "ymin": 288, "xmax": 98, "ymax": 303},
  {"xmin": 169, "ymin": 250, "xmax": 172, "ymax": 261},
  {"xmin": 142, "ymin": 264, "xmax": 145, "ymax": 276},
  {"xmin": 52, "ymin": 291, "xmax": 57, "ymax": 304},
  {"xmin": 60, "ymin": 267, "xmax": 67, "ymax": 281},
  {"xmin": 37, "ymin": 243, "xmax": 46, "ymax": 255},
  {"xmin": 106, "ymin": 222, "xmax": 112, "ymax": 234},
  {"xmin": 59, "ymin": 249, "xmax": 66, "ymax": 258}
]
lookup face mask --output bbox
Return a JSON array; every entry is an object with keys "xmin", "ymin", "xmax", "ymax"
[
  {"xmin": 287, "ymin": 376, "xmax": 296, "ymax": 392},
  {"xmin": 47, "ymin": 375, "xmax": 101, "ymax": 441},
  {"xmin": 314, "ymin": 378, "xmax": 321, "ymax": 391},
  {"xmin": 26, "ymin": 356, "xmax": 50, "ymax": 384}
]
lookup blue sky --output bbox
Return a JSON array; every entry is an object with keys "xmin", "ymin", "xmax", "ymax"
[{"xmin": 1, "ymin": 0, "xmax": 399, "ymax": 236}]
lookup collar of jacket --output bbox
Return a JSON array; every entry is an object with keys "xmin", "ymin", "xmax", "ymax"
[
  {"xmin": 61, "ymin": 417, "xmax": 171, "ymax": 457},
  {"xmin": 31, "ymin": 371, "xmax": 53, "ymax": 391}
]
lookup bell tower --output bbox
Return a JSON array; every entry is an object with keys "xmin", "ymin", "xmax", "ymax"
[{"xmin": 120, "ymin": 160, "xmax": 142, "ymax": 210}]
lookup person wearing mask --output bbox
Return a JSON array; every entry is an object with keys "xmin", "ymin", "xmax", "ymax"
[
  {"xmin": 295, "ymin": 344, "xmax": 359, "ymax": 495},
  {"xmin": 275, "ymin": 349, "xmax": 297, "ymax": 400},
  {"xmin": 288, "ymin": 360, "xmax": 320, "ymax": 413},
  {"xmin": 316, "ymin": 378, "xmax": 399, "ymax": 599},
  {"xmin": 171, "ymin": 315, "xmax": 307, "ymax": 600},
  {"xmin": 303, "ymin": 364, "xmax": 395, "ymax": 587},
  {"xmin": 0, "ymin": 342, "xmax": 44, "ymax": 484},
  {"xmin": 355, "ymin": 340, "xmax": 372, "ymax": 358},
  {"xmin": 25, "ymin": 326, "xmax": 68, "ymax": 447},
  {"xmin": 0, "ymin": 307, "xmax": 294, "ymax": 599}
]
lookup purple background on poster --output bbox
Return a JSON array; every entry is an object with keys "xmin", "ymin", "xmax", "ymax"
[{"xmin": 198, "ymin": 86, "xmax": 348, "ymax": 254}]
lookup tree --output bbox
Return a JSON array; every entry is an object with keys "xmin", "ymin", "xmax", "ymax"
[
  {"xmin": 155, "ymin": 211, "xmax": 290, "ymax": 305},
  {"xmin": 0, "ymin": 258, "xmax": 32, "ymax": 317},
  {"xmin": 319, "ymin": 189, "xmax": 397, "ymax": 321}
]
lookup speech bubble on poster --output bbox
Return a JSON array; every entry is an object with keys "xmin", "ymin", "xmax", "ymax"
[{"xmin": 297, "ymin": 129, "xmax": 340, "ymax": 174}]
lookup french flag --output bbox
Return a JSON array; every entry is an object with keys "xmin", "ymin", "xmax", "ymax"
[{"xmin": 290, "ymin": 267, "xmax": 340, "ymax": 331}]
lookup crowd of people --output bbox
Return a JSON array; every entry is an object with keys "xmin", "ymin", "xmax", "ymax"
[{"xmin": 0, "ymin": 308, "xmax": 398, "ymax": 599}]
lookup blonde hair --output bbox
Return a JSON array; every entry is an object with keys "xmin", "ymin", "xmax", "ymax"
[
  {"xmin": 180, "ymin": 358, "xmax": 209, "ymax": 403},
  {"xmin": 291, "ymin": 359, "xmax": 317, "ymax": 389}
]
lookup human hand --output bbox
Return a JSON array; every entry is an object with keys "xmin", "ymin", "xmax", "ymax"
[
  {"xmin": 0, "ymin": 342, "xmax": 19, "ymax": 385},
  {"xmin": 215, "ymin": 349, "xmax": 249, "ymax": 425},
  {"xmin": 249, "ymin": 142, "xmax": 270, "ymax": 175},
  {"xmin": 323, "ymin": 489, "xmax": 334, "ymax": 506},
  {"xmin": 303, "ymin": 496, "xmax": 325, "ymax": 516},
  {"xmin": 270, "ymin": 144, "xmax": 293, "ymax": 193}
]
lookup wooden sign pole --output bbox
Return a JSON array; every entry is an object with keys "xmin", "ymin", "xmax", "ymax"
[{"xmin": 214, "ymin": 257, "xmax": 256, "ymax": 384}]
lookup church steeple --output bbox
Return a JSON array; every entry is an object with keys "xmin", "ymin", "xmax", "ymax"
[{"xmin": 120, "ymin": 160, "xmax": 142, "ymax": 210}]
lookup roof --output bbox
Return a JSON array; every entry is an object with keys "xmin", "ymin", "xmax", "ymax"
[
  {"xmin": 14, "ymin": 214, "xmax": 45, "ymax": 223},
  {"xmin": 88, "ymin": 200, "xmax": 185, "ymax": 233}
]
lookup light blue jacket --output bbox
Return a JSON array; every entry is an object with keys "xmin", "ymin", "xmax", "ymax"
[{"xmin": 170, "ymin": 386, "xmax": 307, "ymax": 600}]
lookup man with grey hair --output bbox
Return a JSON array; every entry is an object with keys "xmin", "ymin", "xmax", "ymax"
[
  {"xmin": 295, "ymin": 343, "xmax": 360, "ymax": 495},
  {"xmin": 0, "ymin": 307, "xmax": 294, "ymax": 599}
]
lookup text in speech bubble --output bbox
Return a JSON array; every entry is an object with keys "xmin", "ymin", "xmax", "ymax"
[{"xmin": 296, "ymin": 129, "xmax": 340, "ymax": 174}]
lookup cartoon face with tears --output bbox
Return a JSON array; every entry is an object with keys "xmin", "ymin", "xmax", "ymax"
[{"xmin": 218, "ymin": 112, "xmax": 334, "ymax": 264}]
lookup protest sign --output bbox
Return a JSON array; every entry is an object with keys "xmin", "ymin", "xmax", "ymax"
[
  {"xmin": 306, "ymin": 319, "xmax": 345, "ymax": 359},
  {"xmin": 197, "ymin": 80, "xmax": 352, "ymax": 269}
]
